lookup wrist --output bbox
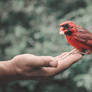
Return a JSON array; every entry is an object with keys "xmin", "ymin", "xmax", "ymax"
[{"xmin": 0, "ymin": 60, "xmax": 20, "ymax": 82}]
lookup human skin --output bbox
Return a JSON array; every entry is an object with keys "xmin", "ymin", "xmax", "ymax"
[{"xmin": 0, "ymin": 49, "xmax": 82, "ymax": 82}]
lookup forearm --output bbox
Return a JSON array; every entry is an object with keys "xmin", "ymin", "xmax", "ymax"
[{"xmin": 0, "ymin": 61, "xmax": 19, "ymax": 82}]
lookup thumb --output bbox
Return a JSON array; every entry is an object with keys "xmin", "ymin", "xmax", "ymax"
[{"xmin": 31, "ymin": 56, "xmax": 58, "ymax": 67}]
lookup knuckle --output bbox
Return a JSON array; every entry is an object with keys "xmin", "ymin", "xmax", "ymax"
[{"xmin": 41, "ymin": 61, "xmax": 48, "ymax": 66}]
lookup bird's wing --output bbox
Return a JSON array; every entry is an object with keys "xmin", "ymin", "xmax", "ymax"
[{"xmin": 74, "ymin": 26, "xmax": 92, "ymax": 46}]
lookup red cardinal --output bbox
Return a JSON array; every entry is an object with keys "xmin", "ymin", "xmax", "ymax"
[{"xmin": 60, "ymin": 21, "xmax": 92, "ymax": 54}]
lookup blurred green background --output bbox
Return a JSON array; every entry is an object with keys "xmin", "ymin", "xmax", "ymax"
[{"xmin": 0, "ymin": 0, "xmax": 92, "ymax": 92}]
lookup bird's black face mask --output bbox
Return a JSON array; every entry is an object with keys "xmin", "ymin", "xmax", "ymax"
[{"xmin": 62, "ymin": 24, "xmax": 72, "ymax": 36}]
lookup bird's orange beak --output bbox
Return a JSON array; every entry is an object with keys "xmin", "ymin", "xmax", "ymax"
[
  {"xmin": 59, "ymin": 30, "xmax": 64, "ymax": 35},
  {"xmin": 59, "ymin": 25, "xmax": 64, "ymax": 35}
]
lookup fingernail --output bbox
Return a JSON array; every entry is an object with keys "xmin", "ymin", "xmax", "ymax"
[{"xmin": 49, "ymin": 61, "xmax": 58, "ymax": 67}]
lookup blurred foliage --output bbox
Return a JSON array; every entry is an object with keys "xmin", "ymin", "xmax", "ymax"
[{"xmin": 0, "ymin": 0, "xmax": 92, "ymax": 92}]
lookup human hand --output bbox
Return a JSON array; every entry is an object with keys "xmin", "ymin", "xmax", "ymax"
[
  {"xmin": 11, "ymin": 49, "xmax": 82, "ymax": 80},
  {"xmin": 0, "ymin": 49, "xmax": 82, "ymax": 82}
]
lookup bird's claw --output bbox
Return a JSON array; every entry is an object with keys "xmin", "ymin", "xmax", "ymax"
[{"xmin": 80, "ymin": 50, "xmax": 91, "ymax": 55}]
